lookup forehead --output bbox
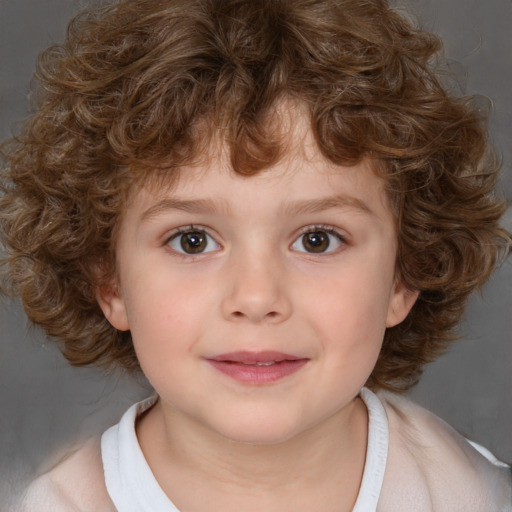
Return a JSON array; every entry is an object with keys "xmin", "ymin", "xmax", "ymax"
[
  {"xmin": 128, "ymin": 162, "xmax": 393, "ymax": 238},
  {"xmin": 125, "ymin": 102, "xmax": 393, "ymax": 222}
]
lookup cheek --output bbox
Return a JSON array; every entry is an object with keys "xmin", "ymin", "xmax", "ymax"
[
  {"xmin": 300, "ymin": 262, "xmax": 393, "ymax": 369},
  {"xmin": 318, "ymin": 285, "xmax": 386, "ymax": 388},
  {"xmin": 124, "ymin": 274, "xmax": 215, "ymax": 356},
  {"xmin": 127, "ymin": 296, "xmax": 195, "ymax": 390},
  {"xmin": 305, "ymin": 265, "xmax": 394, "ymax": 331}
]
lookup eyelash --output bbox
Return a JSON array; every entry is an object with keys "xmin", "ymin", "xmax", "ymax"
[
  {"xmin": 164, "ymin": 224, "xmax": 347, "ymax": 257},
  {"xmin": 165, "ymin": 225, "xmax": 221, "ymax": 257},
  {"xmin": 291, "ymin": 225, "xmax": 348, "ymax": 254}
]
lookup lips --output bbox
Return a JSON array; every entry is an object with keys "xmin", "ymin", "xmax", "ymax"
[{"xmin": 206, "ymin": 351, "xmax": 309, "ymax": 384}]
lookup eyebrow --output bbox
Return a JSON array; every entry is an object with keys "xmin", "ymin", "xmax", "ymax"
[
  {"xmin": 282, "ymin": 194, "xmax": 375, "ymax": 217},
  {"xmin": 140, "ymin": 193, "xmax": 375, "ymax": 222},
  {"xmin": 141, "ymin": 198, "xmax": 226, "ymax": 222}
]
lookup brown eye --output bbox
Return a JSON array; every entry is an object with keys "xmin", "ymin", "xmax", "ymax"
[
  {"xmin": 168, "ymin": 229, "xmax": 220, "ymax": 255},
  {"xmin": 291, "ymin": 228, "xmax": 344, "ymax": 254},
  {"xmin": 302, "ymin": 231, "xmax": 330, "ymax": 253},
  {"xmin": 181, "ymin": 232, "xmax": 207, "ymax": 253}
]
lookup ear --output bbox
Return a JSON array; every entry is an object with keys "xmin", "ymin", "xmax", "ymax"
[
  {"xmin": 95, "ymin": 279, "xmax": 130, "ymax": 332},
  {"xmin": 386, "ymin": 279, "xmax": 418, "ymax": 328}
]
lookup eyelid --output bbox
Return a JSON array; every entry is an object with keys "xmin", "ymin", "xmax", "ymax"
[
  {"xmin": 290, "ymin": 224, "xmax": 348, "ymax": 253},
  {"xmin": 165, "ymin": 225, "xmax": 221, "ymax": 255},
  {"xmin": 164, "ymin": 224, "xmax": 217, "ymax": 240}
]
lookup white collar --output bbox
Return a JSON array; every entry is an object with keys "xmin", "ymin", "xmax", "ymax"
[{"xmin": 101, "ymin": 388, "xmax": 388, "ymax": 512}]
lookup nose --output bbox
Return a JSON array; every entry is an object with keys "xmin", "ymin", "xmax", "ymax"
[{"xmin": 220, "ymin": 251, "xmax": 292, "ymax": 324}]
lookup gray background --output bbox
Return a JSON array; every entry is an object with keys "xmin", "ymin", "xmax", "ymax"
[{"xmin": 0, "ymin": 0, "xmax": 511, "ymax": 504}]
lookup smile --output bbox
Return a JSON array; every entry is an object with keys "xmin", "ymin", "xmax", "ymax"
[{"xmin": 206, "ymin": 351, "xmax": 309, "ymax": 384}]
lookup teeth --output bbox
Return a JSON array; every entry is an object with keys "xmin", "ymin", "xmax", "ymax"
[{"xmin": 244, "ymin": 361, "xmax": 276, "ymax": 366}]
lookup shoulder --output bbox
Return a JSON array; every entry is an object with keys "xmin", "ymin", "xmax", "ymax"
[
  {"xmin": 376, "ymin": 391, "xmax": 512, "ymax": 512},
  {"xmin": 19, "ymin": 437, "xmax": 115, "ymax": 512}
]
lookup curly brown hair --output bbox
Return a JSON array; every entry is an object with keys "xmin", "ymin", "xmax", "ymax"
[{"xmin": 0, "ymin": 0, "xmax": 508, "ymax": 391}]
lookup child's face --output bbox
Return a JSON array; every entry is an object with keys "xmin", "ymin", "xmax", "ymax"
[{"xmin": 98, "ymin": 112, "xmax": 416, "ymax": 445}]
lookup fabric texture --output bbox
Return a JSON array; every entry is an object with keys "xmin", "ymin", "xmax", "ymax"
[{"xmin": 102, "ymin": 396, "xmax": 171, "ymax": 512}]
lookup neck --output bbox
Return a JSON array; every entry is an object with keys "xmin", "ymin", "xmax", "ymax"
[{"xmin": 137, "ymin": 396, "xmax": 368, "ymax": 512}]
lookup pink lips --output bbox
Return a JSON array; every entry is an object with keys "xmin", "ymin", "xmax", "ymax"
[{"xmin": 206, "ymin": 351, "xmax": 308, "ymax": 384}]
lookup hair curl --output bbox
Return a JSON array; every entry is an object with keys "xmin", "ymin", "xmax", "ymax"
[{"xmin": 1, "ymin": 0, "xmax": 509, "ymax": 391}]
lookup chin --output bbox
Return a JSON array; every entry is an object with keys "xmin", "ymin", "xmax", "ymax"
[{"xmin": 211, "ymin": 415, "xmax": 306, "ymax": 446}]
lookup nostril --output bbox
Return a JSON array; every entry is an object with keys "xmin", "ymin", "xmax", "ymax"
[{"xmin": 229, "ymin": 310, "xmax": 279, "ymax": 320}]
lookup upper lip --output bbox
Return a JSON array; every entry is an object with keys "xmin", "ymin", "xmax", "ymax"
[{"xmin": 207, "ymin": 351, "xmax": 305, "ymax": 364}]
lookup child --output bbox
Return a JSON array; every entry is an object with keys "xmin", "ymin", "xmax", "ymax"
[{"xmin": 1, "ymin": 0, "xmax": 511, "ymax": 510}]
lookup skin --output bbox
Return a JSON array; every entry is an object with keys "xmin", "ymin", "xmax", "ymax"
[{"xmin": 97, "ymin": 108, "xmax": 417, "ymax": 511}]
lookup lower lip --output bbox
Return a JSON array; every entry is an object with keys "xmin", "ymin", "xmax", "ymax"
[{"xmin": 207, "ymin": 359, "xmax": 308, "ymax": 384}]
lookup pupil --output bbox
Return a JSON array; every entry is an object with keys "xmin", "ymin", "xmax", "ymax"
[
  {"xmin": 181, "ymin": 232, "xmax": 206, "ymax": 253},
  {"xmin": 303, "ymin": 231, "xmax": 329, "ymax": 253}
]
